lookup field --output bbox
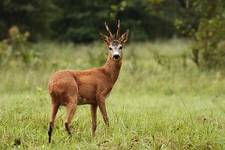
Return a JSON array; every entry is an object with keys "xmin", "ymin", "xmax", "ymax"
[{"xmin": 0, "ymin": 39, "xmax": 225, "ymax": 149}]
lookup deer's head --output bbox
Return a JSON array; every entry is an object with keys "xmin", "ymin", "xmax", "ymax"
[{"xmin": 100, "ymin": 20, "xmax": 129, "ymax": 61}]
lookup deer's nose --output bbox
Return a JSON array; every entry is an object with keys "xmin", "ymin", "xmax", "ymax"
[{"xmin": 113, "ymin": 54, "xmax": 120, "ymax": 60}]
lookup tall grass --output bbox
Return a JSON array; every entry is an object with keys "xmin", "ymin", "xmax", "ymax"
[{"xmin": 0, "ymin": 39, "xmax": 225, "ymax": 149}]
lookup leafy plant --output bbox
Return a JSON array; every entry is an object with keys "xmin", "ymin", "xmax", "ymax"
[
  {"xmin": 0, "ymin": 26, "xmax": 40, "ymax": 67},
  {"xmin": 175, "ymin": 0, "xmax": 225, "ymax": 69}
]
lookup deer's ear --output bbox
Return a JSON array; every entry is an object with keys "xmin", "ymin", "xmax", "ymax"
[
  {"xmin": 99, "ymin": 33, "xmax": 110, "ymax": 46},
  {"xmin": 119, "ymin": 30, "xmax": 129, "ymax": 44}
]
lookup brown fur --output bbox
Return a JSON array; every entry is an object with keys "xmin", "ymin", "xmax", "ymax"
[{"xmin": 47, "ymin": 21, "xmax": 128, "ymax": 143}]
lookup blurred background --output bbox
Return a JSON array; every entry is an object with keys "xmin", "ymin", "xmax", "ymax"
[
  {"xmin": 0, "ymin": 0, "xmax": 225, "ymax": 69},
  {"xmin": 0, "ymin": 0, "xmax": 224, "ymax": 42}
]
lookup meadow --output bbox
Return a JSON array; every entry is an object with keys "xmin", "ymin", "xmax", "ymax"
[{"xmin": 0, "ymin": 39, "xmax": 225, "ymax": 149}]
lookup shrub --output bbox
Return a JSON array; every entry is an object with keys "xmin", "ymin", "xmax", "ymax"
[
  {"xmin": 192, "ymin": 17, "xmax": 225, "ymax": 69},
  {"xmin": 175, "ymin": 0, "xmax": 225, "ymax": 69},
  {"xmin": 0, "ymin": 26, "xmax": 40, "ymax": 67}
]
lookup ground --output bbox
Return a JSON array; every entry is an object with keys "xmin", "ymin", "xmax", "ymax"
[{"xmin": 0, "ymin": 39, "xmax": 225, "ymax": 149}]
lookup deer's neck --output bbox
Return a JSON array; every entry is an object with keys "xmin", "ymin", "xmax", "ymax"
[{"xmin": 103, "ymin": 55, "xmax": 122, "ymax": 84}]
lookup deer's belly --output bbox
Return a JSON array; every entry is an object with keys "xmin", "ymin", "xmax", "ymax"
[
  {"xmin": 77, "ymin": 96, "xmax": 94, "ymax": 105},
  {"xmin": 77, "ymin": 83, "xmax": 97, "ymax": 105}
]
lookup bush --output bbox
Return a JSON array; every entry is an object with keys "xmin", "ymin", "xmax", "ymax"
[
  {"xmin": 175, "ymin": 0, "xmax": 225, "ymax": 69},
  {"xmin": 0, "ymin": 26, "xmax": 40, "ymax": 67},
  {"xmin": 0, "ymin": 0, "xmax": 57, "ymax": 40},
  {"xmin": 192, "ymin": 17, "xmax": 225, "ymax": 69}
]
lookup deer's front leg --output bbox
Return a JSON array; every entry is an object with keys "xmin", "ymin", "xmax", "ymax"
[
  {"xmin": 98, "ymin": 96, "xmax": 109, "ymax": 127},
  {"xmin": 91, "ymin": 104, "xmax": 97, "ymax": 136}
]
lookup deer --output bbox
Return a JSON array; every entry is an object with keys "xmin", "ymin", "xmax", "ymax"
[{"xmin": 47, "ymin": 20, "xmax": 129, "ymax": 143}]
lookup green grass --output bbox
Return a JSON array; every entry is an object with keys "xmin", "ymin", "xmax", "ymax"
[{"xmin": 0, "ymin": 39, "xmax": 225, "ymax": 149}]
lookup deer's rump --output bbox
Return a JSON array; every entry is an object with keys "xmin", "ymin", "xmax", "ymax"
[{"xmin": 48, "ymin": 71, "xmax": 79, "ymax": 106}]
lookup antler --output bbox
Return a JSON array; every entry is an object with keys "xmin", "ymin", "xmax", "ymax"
[
  {"xmin": 116, "ymin": 20, "xmax": 120, "ymax": 39},
  {"xmin": 104, "ymin": 22, "xmax": 113, "ymax": 39}
]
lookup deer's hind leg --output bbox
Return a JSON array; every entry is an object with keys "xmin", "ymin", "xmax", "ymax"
[
  {"xmin": 91, "ymin": 104, "xmax": 97, "ymax": 136},
  {"xmin": 65, "ymin": 96, "xmax": 77, "ymax": 135},
  {"xmin": 48, "ymin": 97, "xmax": 60, "ymax": 143}
]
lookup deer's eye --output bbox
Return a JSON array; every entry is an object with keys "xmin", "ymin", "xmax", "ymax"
[
  {"xmin": 109, "ymin": 47, "xmax": 112, "ymax": 51},
  {"xmin": 119, "ymin": 46, "xmax": 122, "ymax": 50}
]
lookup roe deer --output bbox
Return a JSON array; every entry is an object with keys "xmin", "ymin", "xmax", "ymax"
[{"xmin": 47, "ymin": 20, "xmax": 129, "ymax": 143}]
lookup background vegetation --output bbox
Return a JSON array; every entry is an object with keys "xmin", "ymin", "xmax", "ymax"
[
  {"xmin": 1, "ymin": 0, "xmax": 225, "ymax": 68},
  {"xmin": 0, "ymin": 0, "xmax": 225, "ymax": 149}
]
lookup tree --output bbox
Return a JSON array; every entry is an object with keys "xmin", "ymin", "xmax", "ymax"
[
  {"xmin": 0, "ymin": 0, "xmax": 57, "ymax": 40},
  {"xmin": 175, "ymin": 0, "xmax": 225, "ymax": 69},
  {"xmin": 51, "ymin": 0, "xmax": 177, "ymax": 42},
  {"xmin": 51, "ymin": 0, "xmax": 114, "ymax": 42}
]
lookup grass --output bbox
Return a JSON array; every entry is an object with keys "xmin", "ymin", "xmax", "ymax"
[{"xmin": 0, "ymin": 39, "xmax": 225, "ymax": 149}]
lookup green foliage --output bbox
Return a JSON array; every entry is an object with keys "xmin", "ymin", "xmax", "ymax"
[
  {"xmin": 0, "ymin": 41, "xmax": 9, "ymax": 65},
  {"xmin": 0, "ymin": 0, "xmax": 58, "ymax": 40},
  {"xmin": 151, "ymin": 39, "xmax": 191, "ymax": 70},
  {"xmin": 0, "ymin": 0, "xmax": 178, "ymax": 42},
  {"xmin": 0, "ymin": 0, "xmax": 225, "ymax": 69},
  {"xmin": 87, "ymin": 48, "xmax": 106, "ymax": 67},
  {"xmin": 0, "ymin": 26, "xmax": 40, "ymax": 67},
  {"xmin": 175, "ymin": 0, "xmax": 225, "ymax": 69},
  {"xmin": 49, "ymin": 0, "xmax": 114, "ymax": 42},
  {"xmin": 115, "ymin": 0, "xmax": 176, "ymax": 41},
  {"xmin": 194, "ymin": 17, "xmax": 225, "ymax": 69}
]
